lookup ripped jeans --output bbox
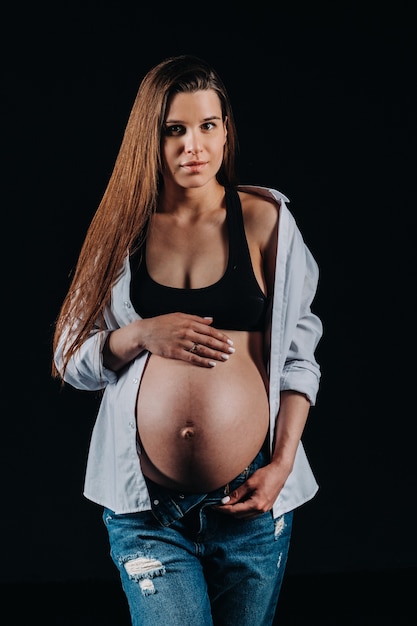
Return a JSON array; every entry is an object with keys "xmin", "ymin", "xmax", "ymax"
[{"xmin": 103, "ymin": 448, "xmax": 293, "ymax": 626}]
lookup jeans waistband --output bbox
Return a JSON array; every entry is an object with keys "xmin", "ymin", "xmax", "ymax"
[{"xmin": 145, "ymin": 447, "xmax": 269, "ymax": 527}]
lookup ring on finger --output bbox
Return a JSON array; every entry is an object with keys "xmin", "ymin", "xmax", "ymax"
[{"xmin": 189, "ymin": 342, "xmax": 199, "ymax": 354}]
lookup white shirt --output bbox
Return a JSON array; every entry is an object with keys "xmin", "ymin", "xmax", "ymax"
[{"xmin": 54, "ymin": 185, "xmax": 323, "ymax": 517}]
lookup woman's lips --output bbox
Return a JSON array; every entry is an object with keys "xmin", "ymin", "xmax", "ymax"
[{"xmin": 181, "ymin": 161, "xmax": 207, "ymax": 173}]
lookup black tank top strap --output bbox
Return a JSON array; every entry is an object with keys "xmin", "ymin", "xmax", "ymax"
[{"xmin": 224, "ymin": 187, "xmax": 240, "ymax": 270}]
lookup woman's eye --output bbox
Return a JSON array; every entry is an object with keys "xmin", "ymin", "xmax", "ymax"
[
  {"xmin": 202, "ymin": 122, "xmax": 215, "ymax": 131},
  {"xmin": 164, "ymin": 125, "xmax": 184, "ymax": 136}
]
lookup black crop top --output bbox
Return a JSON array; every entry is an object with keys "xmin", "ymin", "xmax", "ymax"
[{"xmin": 130, "ymin": 188, "xmax": 270, "ymax": 331}]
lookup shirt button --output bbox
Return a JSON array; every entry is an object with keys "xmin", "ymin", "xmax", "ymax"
[
  {"xmin": 179, "ymin": 494, "xmax": 185, "ymax": 499},
  {"xmin": 133, "ymin": 378, "xmax": 139, "ymax": 384},
  {"xmin": 153, "ymin": 499, "xmax": 159, "ymax": 506},
  {"xmin": 124, "ymin": 301, "xmax": 132, "ymax": 308}
]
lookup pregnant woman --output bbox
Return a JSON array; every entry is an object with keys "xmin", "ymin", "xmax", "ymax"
[{"xmin": 52, "ymin": 55, "xmax": 323, "ymax": 626}]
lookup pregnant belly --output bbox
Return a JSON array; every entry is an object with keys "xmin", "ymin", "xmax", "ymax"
[{"xmin": 136, "ymin": 348, "xmax": 270, "ymax": 492}]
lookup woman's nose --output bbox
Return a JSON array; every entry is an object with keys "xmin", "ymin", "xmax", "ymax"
[{"xmin": 185, "ymin": 131, "xmax": 202, "ymax": 154}]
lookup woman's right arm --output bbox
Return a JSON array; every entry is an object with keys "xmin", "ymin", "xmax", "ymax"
[
  {"xmin": 55, "ymin": 311, "xmax": 234, "ymax": 391},
  {"xmin": 54, "ymin": 324, "xmax": 119, "ymax": 391},
  {"xmin": 103, "ymin": 313, "xmax": 235, "ymax": 372}
]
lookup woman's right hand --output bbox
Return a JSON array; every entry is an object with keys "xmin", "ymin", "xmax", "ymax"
[{"xmin": 103, "ymin": 313, "xmax": 235, "ymax": 371}]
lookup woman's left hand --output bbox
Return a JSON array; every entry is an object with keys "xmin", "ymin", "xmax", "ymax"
[{"xmin": 213, "ymin": 463, "xmax": 289, "ymax": 520}]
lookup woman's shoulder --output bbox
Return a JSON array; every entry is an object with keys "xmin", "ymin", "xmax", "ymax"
[
  {"xmin": 237, "ymin": 184, "xmax": 291, "ymax": 227},
  {"xmin": 237, "ymin": 184, "xmax": 290, "ymax": 206},
  {"xmin": 237, "ymin": 184, "xmax": 301, "ymax": 243},
  {"xmin": 235, "ymin": 186, "xmax": 282, "ymax": 250}
]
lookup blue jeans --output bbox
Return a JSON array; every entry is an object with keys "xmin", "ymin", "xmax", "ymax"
[{"xmin": 103, "ymin": 449, "xmax": 293, "ymax": 626}]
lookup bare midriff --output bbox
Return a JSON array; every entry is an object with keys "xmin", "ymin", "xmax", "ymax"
[{"xmin": 136, "ymin": 330, "xmax": 270, "ymax": 493}]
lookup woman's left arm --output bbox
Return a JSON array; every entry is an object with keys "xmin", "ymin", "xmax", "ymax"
[
  {"xmin": 216, "ymin": 391, "xmax": 310, "ymax": 518},
  {"xmin": 217, "ymin": 195, "xmax": 322, "ymax": 518}
]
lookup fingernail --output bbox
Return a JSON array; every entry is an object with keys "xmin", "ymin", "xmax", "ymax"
[
  {"xmin": 228, "ymin": 346, "xmax": 235, "ymax": 353},
  {"xmin": 221, "ymin": 496, "xmax": 230, "ymax": 504},
  {"xmin": 208, "ymin": 361, "xmax": 216, "ymax": 367},
  {"xmin": 221, "ymin": 354, "xmax": 229, "ymax": 360},
  {"xmin": 227, "ymin": 339, "xmax": 234, "ymax": 345}
]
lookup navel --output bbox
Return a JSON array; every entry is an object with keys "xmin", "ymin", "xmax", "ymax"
[
  {"xmin": 179, "ymin": 421, "xmax": 196, "ymax": 440},
  {"xmin": 180, "ymin": 427, "xmax": 195, "ymax": 439}
]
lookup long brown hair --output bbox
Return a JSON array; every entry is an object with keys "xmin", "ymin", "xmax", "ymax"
[{"xmin": 52, "ymin": 54, "xmax": 239, "ymax": 379}]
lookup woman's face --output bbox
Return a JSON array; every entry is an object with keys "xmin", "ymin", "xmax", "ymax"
[{"xmin": 161, "ymin": 89, "xmax": 227, "ymax": 189}]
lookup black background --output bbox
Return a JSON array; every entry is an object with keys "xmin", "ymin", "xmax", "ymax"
[{"xmin": 3, "ymin": 0, "xmax": 416, "ymax": 601}]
